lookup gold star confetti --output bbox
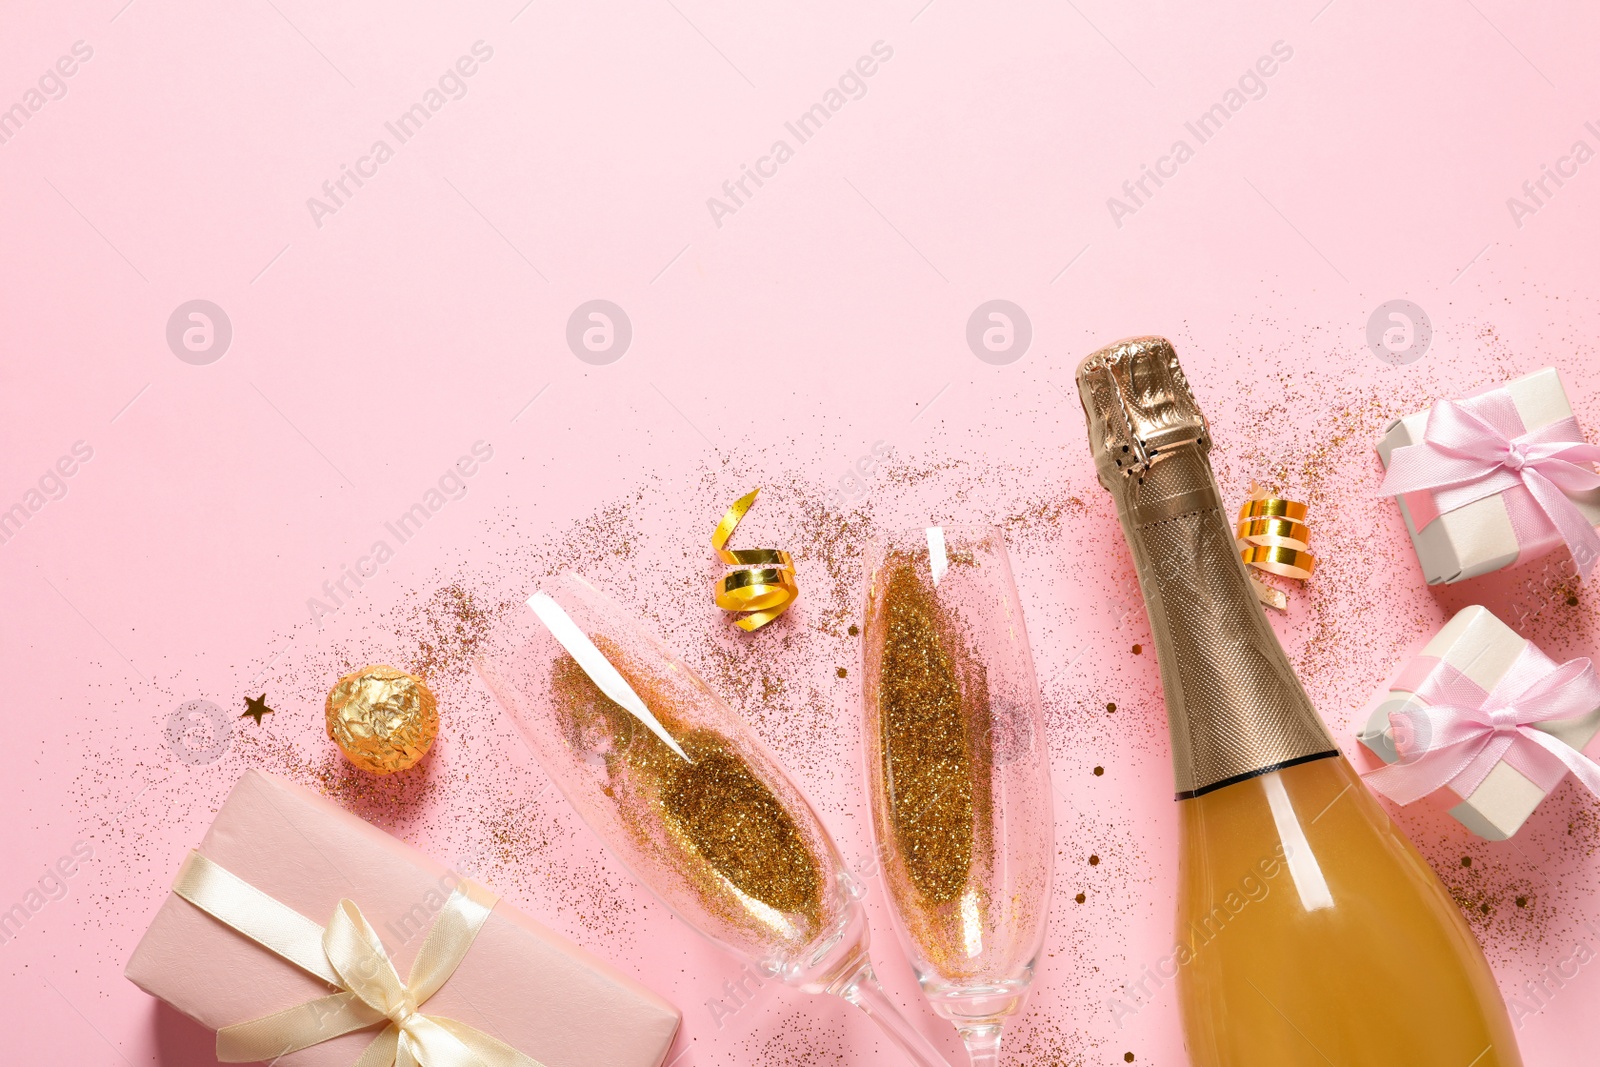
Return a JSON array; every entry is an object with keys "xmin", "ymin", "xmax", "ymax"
[{"xmin": 240, "ymin": 693, "xmax": 274, "ymax": 726}]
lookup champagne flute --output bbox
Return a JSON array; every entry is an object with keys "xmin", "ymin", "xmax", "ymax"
[
  {"xmin": 861, "ymin": 527, "xmax": 1056, "ymax": 1066},
  {"xmin": 475, "ymin": 573, "xmax": 952, "ymax": 1067}
]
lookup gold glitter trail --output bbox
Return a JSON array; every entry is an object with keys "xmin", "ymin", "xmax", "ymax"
[{"xmin": 712, "ymin": 488, "xmax": 799, "ymax": 631}]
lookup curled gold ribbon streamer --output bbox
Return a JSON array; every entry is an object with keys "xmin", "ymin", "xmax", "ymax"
[
  {"xmin": 712, "ymin": 488, "xmax": 798, "ymax": 632},
  {"xmin": 1236, "ymin": 486, "xmax": 1316, "ymax": 610},
  {"xmin": 171, "ymin": 850, "xmax": 545, "ymax": 1067}
]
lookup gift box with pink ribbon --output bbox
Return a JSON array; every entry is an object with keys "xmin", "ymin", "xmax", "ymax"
[
  {"xmin": 1376, "ymin": 367, "xmax": 1600, "ymax": 584},
  {"xmin": 1357, "ymin": 605, "xmax": 1600, "ymax": 840},
  {"xmin": 125, "ymin": 769, "xmax": 681, "ymax": 1067}
]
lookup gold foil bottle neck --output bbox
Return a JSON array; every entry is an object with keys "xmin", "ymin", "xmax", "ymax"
[
  {"xmin": 1076, "ymin": 337, "xmax": 1337, "ymax": 798},
  {"xmin": 1078, "ymin": 336, "xmax": 1209, "ymax": 491}
]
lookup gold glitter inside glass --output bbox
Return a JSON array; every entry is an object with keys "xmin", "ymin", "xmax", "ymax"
[
  {"xmin": 867, "ymin": 557, "xmax": 995, "ymax": 971},
  {"xmin": 549, "ymin": 640, "xmax": 825, "ymax": 943}
]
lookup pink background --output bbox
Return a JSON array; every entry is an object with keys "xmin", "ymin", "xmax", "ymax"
[{"xmin": 4, "ymin": 1, "xmax": 1600, "ymax": 1065}]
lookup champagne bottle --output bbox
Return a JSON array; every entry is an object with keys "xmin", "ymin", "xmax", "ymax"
[{"xmin": 1076, "ymin": 337, "xmax": 1522, "ymax": 1067}]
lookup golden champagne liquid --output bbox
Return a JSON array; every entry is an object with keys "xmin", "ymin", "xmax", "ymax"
[
  {"xmin": 1177, "ymin": 758, "xmax": 1519, "ymax": 1066},
  {"xmin": 1079, "ymin": 338, "xmax": 1522, "ymax": 1067}
]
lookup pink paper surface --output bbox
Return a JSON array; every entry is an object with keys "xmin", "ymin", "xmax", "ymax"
[
  {"xmin": 124, "ymin": 769, "xmax": 680, "ymax": 1067},
  {"xmin": 5, "ymin": 2, "xmax": 1600, "ymax": 1065}
]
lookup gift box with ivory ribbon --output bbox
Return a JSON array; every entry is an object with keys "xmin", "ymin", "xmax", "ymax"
[
  {"xmin": 1376, "ymin": 367, "xmax": 1600, "ymax": 584},
  {"xmin": 125, "ymin": 769, "xmax": 680, "ymax": 1067},
  {"xmin": 1357, "ymin": 605, "xmax": 1600, "ymax": 840}
]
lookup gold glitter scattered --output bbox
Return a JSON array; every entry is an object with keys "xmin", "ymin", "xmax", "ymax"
[
  {"xmin": 69, "ymin": 305, "xmax": 1600, "ymax": 1065},
  {"xmin": 402, "ymin": 584, "xmax": 507, "ymax": 680},
  {"xmin": 739, "ymin": 1008, "xmax": 852, "ymax": 1066},
  {"xmin": 1004, "ymin": 1019, "xmax": 1093, "ymax": 1067},
  {"xmin": 62, "ymin": 384, "xmax": 1124, "ymax": 1055}
]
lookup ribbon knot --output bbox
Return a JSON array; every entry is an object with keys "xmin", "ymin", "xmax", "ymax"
[
  {"xmin": 171, "ymin": 850, "xmax": 546, "ymax": 1067},
  {"xmin": 1378, "ymin": 389, "xmax": 1600, "ymax": 578},
  {"xmin": 1364, "ymin": 644, "xmax": 1600, "ymax": 812},
  {"xmin": 1488, "ymin": 704, "xmax": 1522, "ymax": 736},
  {"xmin": 388, "ymin": 999, "xmax": 420, "ymax": 1031},
  {"xmin": 1502, "ymin": 441, "xmax": 1528, "ymax": 472}
]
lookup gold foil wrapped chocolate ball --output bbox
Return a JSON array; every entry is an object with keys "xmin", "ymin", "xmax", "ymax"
[{"xmin": 325, "ymin": 665, "xmax": 438, "ymax": 774}]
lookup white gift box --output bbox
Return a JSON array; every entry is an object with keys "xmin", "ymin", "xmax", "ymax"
[
  {"xmin": 1376, "ymin": 368, "xmax": 1600, "ymax": 584},
  {"xmin": 1358, "ymin": 605, "xmax": 1600, "ymax": 840}
]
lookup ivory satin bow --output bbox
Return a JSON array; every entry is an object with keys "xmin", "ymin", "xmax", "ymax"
[
  {"xmin": 1378, "ymin": 390, "xmax": 1600, "ymax": 578},
  {"xmin": 1363, "ymin": 645, "xmax": 1600, "ymax": 808},
  {"xmin": 172, "ymin": 851, "xmax": 544, "ymax": 1067}
]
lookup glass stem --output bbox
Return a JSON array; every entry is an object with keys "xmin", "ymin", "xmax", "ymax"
[
  {"xmin": 959, "ymin": 1024, "xmax": 1003, "ymax": 1067},
  {"xmin": 834, "ymin": 962, "xmax": 954, "ymax": 1067}
]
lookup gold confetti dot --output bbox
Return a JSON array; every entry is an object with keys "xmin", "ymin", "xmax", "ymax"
[
  {"xmin": 1131, "ymin": 644, "xmax": 1142, "ymax": 654},
  {"xmin": 836, "ymin": 667, "xmax": 848, "ymax": 678},
  {"xmin": 1093, "ymin": 766, "xmax": 1104, "ymax": 776},
  {"xmin": 1088, "ymin": 854, "xmax": 1100, "ymax": 866},
  {"xmin": 1106, "ymin": 702, "xmax": 1117, "ymax": 713},
  {"xmin": 1074, "ymin": 892, "xmax": 1086, "ymax": 904}
]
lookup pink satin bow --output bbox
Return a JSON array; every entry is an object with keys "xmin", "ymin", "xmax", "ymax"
[
  {"xmin": 1364, "ymin": 644, "xmax": 1600, "ymax": 807},
  {"xmin": 1379, "ymin": 388, "xmax": 1600, "ymax": 578}
]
